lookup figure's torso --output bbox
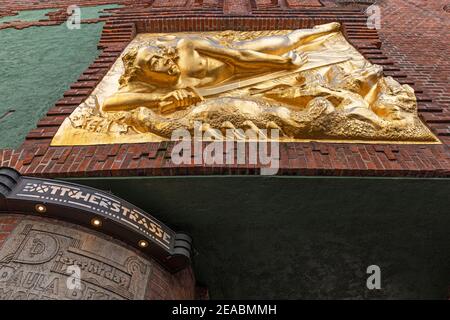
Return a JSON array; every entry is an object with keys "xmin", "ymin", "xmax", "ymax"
[{"xmin": 176, "ymin": 50, "xmax": 235, "ymax": 88}]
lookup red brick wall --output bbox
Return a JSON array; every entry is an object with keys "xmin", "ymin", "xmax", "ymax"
[
  {"xmin": 377, "ymin": 0, "xmax": 450, "ymax": 133},
  {"xmin": 0, "ymin": 216, "xmax": 18, "ymax": 250},
  {"xmin": 0, "ymin": 0, "xmax": 449, "ymax": 177},
  {"xmin": 146, "ymin": 263, "xmax": 196, "ymax": 299}
]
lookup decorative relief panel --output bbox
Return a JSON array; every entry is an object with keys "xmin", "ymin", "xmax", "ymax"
[
  {"xmin": 51, "ymin": 23, "xmax": 438, "ymax": 145},
  {"xmin": 0, "ymin": 220, "xmax": 152, "ymax": 300}
]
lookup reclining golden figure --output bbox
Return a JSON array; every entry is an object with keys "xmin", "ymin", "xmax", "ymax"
[
  {"xmin": 102, "ymin": 22, "xmax": 340, "ymax": 114},
  {"xmin": 51, "ymin": 23, "xmax": 438, "ymax": 145}
]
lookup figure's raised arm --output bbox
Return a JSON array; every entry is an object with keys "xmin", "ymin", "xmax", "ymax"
[
  {"xmin": 233, "ymin": 22, "xmax": 341, "ymax": 55},
  {"xmin": 180, "ymin": 37, "xmax": 304, "ymax": 70}
]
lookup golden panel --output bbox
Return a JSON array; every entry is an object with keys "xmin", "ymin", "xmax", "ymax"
[{"xmin": 51, "ymin": 23, "xmax": 439, "ymax": 145}]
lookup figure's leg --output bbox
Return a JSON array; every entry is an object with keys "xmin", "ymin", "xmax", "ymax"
[{"xmin": 234, "ymin": 22, "xmax": 340, "ymax": 55}]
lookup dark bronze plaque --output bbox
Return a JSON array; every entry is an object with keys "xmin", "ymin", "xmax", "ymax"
[{"xmin": 0, "ymin": 219, "xmax": 152, "ymax": 300}]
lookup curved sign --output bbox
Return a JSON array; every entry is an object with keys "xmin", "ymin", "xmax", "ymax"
[{"xmin": 0, "ymin": 167, "xmax": 191, "ymax": 273}]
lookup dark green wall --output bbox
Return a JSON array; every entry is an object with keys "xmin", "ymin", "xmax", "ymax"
[
  {"xmin": 0, "ymin": 5, "xmax": 122, "ymax": 149},
  {"xmin": 67, "ymin": 176, "xmax": 450, "ymax": 299}
]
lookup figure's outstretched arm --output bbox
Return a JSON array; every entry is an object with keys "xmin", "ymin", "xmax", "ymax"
[
  {"xmin": 102, "ymin": 88, "xmax": 202, "ymax": 114},
  {"xmin": 234, "ymin": 22, "xmax": 341, "ymax": 55},
  {"xmin": 181, "ymin": 37, "xmax": 301, "ymax": 70}
]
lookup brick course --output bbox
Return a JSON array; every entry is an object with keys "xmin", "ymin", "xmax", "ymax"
[
  {"xmin": 0, "ymin": 217, "xmax": 18, "ymax": 250},
  {"xmin": 0, "ymin": 0, "xmax": 449, "ymax": 177}
]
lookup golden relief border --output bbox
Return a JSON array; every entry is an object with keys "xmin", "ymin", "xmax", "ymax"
[{"xmin": 51, "ymin": 25, "xmax": 440, "ymax": 145}]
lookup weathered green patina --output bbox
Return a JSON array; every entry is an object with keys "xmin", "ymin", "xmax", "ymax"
[{"xmin": 0, "ymin": 5, "xmax": 121, "ymax": 149}]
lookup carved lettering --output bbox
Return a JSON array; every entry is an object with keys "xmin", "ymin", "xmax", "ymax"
[{"xmin": 0, "ymin": 220, "xmax": 152, "ymax": 300}]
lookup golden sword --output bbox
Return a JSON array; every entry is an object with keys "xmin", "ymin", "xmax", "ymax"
[{"xmin": 158, "ymin": 56, "xmax": 350, "ymax": 112}]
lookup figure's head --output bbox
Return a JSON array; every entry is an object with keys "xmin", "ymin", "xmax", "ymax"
[
  {"xmin": 119, "ymin": 45, "xmax": 180, "ymax": 87},
  {"xmin": 136, "ymin": 46, "xmax": 180, "ymax": 83}
]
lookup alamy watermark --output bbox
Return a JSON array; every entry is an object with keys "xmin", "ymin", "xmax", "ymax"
[
  {"xmin": 66, "ymin": 5, "xmax": 81, "ymax": 30},
  {"xmin": 366, "ymin": 265, "xmax": 381, "ymax": 290},
  {"xmin": 170, "ymin": 121, "xmax": 280, "ymax": 175},
  {"xmin": 366, "ymin": 4, "xmax": 381, "ymax": 30},
  {"xmin": 66, "ymin": 265, "xmax": 81, "ymax": 290}
]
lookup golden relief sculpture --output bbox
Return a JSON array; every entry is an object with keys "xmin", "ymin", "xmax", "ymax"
[{"xmin": 51, "ymin": 22, "xmax": 439, "ymax": 145}]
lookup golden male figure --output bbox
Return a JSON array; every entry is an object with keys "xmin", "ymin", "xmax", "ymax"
[{"xmin": 102, "ymin": 22, "xmax": 341, "ymax": 114}]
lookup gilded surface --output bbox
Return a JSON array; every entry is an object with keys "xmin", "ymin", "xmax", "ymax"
[{"xmin": 51, "ymin": 23, "xmax": 439, "ymax": 145}]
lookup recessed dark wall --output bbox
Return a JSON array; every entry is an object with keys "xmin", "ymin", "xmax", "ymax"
[{"xmin": 68, "ymin": 176, "xmax": 450, "ymax": 299}]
